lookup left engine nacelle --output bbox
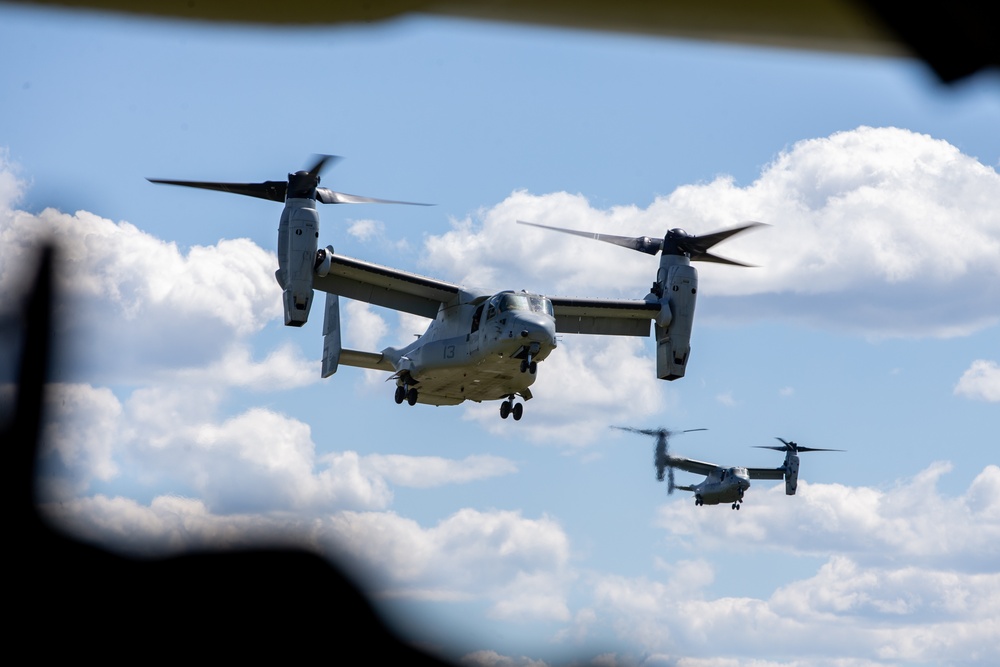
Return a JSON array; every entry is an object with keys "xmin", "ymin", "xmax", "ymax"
[
  {"xmin": 655, "ymin": 263, "xmax": 697, "ymax": 380},
  {"xmin": 276, "ymin": 199, "xmax": 319, "ymax": 327}
]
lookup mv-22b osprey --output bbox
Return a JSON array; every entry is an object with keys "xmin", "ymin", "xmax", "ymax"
[
  {"xmin": 150, "ymin": 156, "xmax": 764, "ymax": 420},
  {"xmin": 617, "ymin": 428, "xmax": 844, "ymax": 509}
]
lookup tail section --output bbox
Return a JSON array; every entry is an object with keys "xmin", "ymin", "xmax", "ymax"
[{"xmin": 321, "ymin": 292, "xmax": 342, "ymax": 378}]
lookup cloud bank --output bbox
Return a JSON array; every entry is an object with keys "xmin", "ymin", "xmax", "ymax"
[{"xmin": 420, "ymin": 126, "xmax": 1000, "ymax": 339}]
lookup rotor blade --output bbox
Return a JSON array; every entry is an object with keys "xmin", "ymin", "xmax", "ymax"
[
  {"xmin": 147, "ymin": 178, "xmax": 287, "ymax": 202},
  {"xmin": 754, "ymin": 445, "xmax": 845, "ymax": 453},
  {"xmin": 612, "ymin": 426, "xmax": 707, "ymax": 438},
  {"xmin": 612, "ymin": 425, "xmax": 667, "ymax": 438},
  {"xmin": 691, "ymin": 251, "xmax": 759, "ymax": 267},
  {"xmin": 682, "ymin": 222, "xmax": 767, "ymax": 264},
  {"xmin": 517, "ymin": 220, "xmax": 663, "ymax": 256},
  {"xmin": 306, "ymin": 154, "xmax": 339, "ymax": 178},
  {"xmin": 668, "ymin": 466, "xmax": 675, "ymax": 494},
  {"xmin": 316, "ymin": 189, "xmax": 433, "ymax": 206},
  {"xmin": 755, "ymin": 437, "xmax": 845, "ymax": 453},
  {"xmin": 655, "ymin": 434, "xmax": 667, "ymax": 482}
]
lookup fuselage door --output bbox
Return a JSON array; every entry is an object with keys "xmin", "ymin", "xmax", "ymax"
[{"xmin": 469, "ymin": 303, "xmax": 485, "ymax": 355}]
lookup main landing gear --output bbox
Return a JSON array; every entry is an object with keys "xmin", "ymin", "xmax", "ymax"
[
  {"xmin": 394, "ymin": 383, "xmax": 418, "ymax": 406},
  {"xmin": 499, "ymin": 395, "xmax": 523, "ymax": 421}
]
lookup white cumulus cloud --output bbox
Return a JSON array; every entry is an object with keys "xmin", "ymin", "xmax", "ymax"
[
  {"xmin": 0, "ymin": 163, "xmax": 283, "ymax": 382},
  {"xmin": 363, "ymin": 453, "xmax": 518, "ymax": 488},
  {"xmin": 655, "ymin": 462, "xmax": 1000, "ymax": 571},
  {"xmin": 954, "ymin": 359, "xmax": 1000, "ymax": 402}
]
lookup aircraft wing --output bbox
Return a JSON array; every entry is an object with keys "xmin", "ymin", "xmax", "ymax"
[
  {"xmin": 747, "ymin": 467, "xmax": 785, "ymax": 480},
  {"xmin": 665, "ymin": 455, "xmax": 720, "ymax": 477},
  {"xmin": 313, "ymin": 253, "xmax": 460, "ymax": 319},
  {"xmin": 550, "ymin": 297, "xmax": 660, "ymax": 337}
]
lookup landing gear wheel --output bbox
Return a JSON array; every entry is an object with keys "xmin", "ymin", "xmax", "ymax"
[
  {"xmin": 520, "ymin": 359, "xmax": 528, "ymax": 373},
  {"xmin": 406, "ymin": 388, "xmax": 418, "ymax": 406},
  {"xmin": 394, "ymin": 386, "xmax": 405, "ymax": 404},
  {"xmin": 512, "ymin": 403, "xmax": 523, "ymax": 421},
  {"xmin": 529, "ymin": 361, "xmax": 537, "ymax": 374},
  {"xmin": 500, "ymin": 401, "xmax": 511, "ymax": 419}
]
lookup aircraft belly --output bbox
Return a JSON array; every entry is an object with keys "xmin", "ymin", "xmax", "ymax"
[
  {"xmin": 412, "ymin": 353, "xmax": 536, "ymax": 403},
  {"xmin": 699, "ymin": 486, "xmax": 741, "ymax": 505}
]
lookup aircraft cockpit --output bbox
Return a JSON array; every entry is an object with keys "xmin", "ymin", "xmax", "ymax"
[{"xmin": 494, "ymin": 292, "xmax": 554, "ymax": 317}]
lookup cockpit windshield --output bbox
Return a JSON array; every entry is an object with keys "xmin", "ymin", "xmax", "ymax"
[{"xmin": 497, "ymin": 293, "xmax": 554, "ymax": 317}]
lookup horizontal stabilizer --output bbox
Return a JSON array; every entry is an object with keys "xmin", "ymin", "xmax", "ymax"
[{"xmin": 340, "ymin": 349, "xmax": 394, "ymax": 372}]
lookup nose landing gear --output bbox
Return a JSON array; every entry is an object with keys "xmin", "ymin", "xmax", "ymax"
[{"xmin": 519, "ymin": 343, "xmax": 540, "ymax": 374}]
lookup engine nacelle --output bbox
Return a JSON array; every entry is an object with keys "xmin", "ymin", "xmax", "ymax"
[
  {"xmin": 314, "ymin": 245, "xmax": 334, "ymax": 278},
  {"xmin": 276, "ymin": 199, "xmax": 319, "ymax": 327},
  {"xmin": 784, "ymin": 453, "xmax": 800, "ymax": 495},
  {"xmin": 655, "ymin": 263, "xmax": 697, "ymax": 380}
]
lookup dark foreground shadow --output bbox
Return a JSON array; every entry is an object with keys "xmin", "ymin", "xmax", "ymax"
[{"xmin": 6, "ymin": 244, "xmax": 456, "ymax": 663}]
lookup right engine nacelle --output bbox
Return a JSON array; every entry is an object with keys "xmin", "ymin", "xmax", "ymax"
[{"xmin": 784, "ymin": 453, "xmax": 800, "ymax": 495}]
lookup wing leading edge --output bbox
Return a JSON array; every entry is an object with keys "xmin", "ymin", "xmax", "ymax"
[
  {"xmin": 664, "ymin": 456, "xmax": 720, "ymax": 477},
  {"xmin": 747, "ymin": 467, "xmax": 785, "ymax": 480},
  {"xmin": 551, "ymin": 297, "xmax": 660, "ymax": 337},
  {"xmin": 313, "ymin": 253, "xmax": 461, "ymax": 319}
]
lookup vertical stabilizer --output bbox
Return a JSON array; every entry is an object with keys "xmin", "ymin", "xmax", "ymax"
[{"xmin": 321, "ymin": 292, "xmax": 342, "ymax": 378}]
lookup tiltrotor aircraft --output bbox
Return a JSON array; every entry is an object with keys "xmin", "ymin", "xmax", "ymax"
[
  {"xmin": 616, "ymin": 428, "xmax": 843, "ymax": 509},
  {"xmin": 150, "ymin": 155, "xmax": 764, "ymax": 420}
]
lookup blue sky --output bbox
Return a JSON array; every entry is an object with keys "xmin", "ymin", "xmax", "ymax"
[{"xmin": 2, "ymin": 4, "xmax": 999, "ymax": 666}]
